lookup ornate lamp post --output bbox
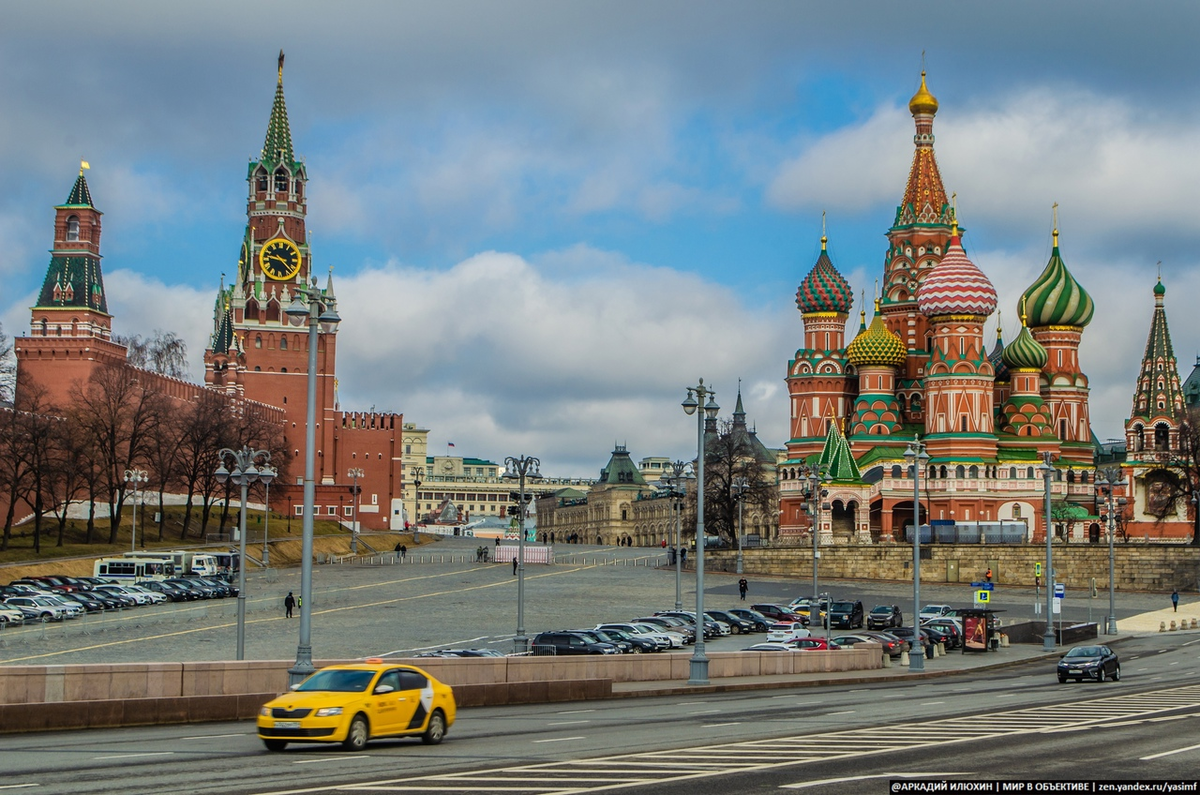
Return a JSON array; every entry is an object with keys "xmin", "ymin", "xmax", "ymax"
[
  {"xmin": 658, "ymin": 461, "xmax": 692, "ymax": 611},
  {"xmin": 215, "ymin": 446, "xmax": 274, "ymax": 661},
  {"xmin": 348, "ymin": 467, "xmax": 364, "ymax": 554},
  {"xmin": 410, "ymin": 466, "xmax": 424, "ymax": 533},
  {"xmin": 682, "ymin": 379, "xmax": 719, "ymax": 686},
  {"xmin": 1039, "ymin": 451, "xmax": 1056, "ymax": 652},
  {"xmin": 1097, "ymin": 468, "xmax": 1126, "ymax": 635},
  {"xmin": 284, "ymin": 277, "xmax": 341, "ymax": 684},
  {"xmin": 123, "ymin": 469, "xmax": 149, "ymax": 551},
  {"xmin": 503, "ymin": 455, "xmax": 541, "ymax": 653},
  {"xmin": 904, "ymin": 434, "xmax": 929, "ymax": 672},
  {"xmin": 804, "ymin": 463, "xmax": 829, "ymax": 618},
  {"xmin": 732, "ymin": 476, "xmax": 749, "ymax": 575},
  {"xmin": 261, "ymin": 476, "xmax": 271, "ymax": 568}
]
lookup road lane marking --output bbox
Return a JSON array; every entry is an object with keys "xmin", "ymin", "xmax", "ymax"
[
  {"xmin": 689, "ymin": 709, "xmax": 722, "ymax": 715},
  {"xmin": 783, "ymin": 772, "xmax": 970, "ymax": 789},
  {"xmin": 826, "ymin": 710, "xmax": 855, "ymax": 716},
  {"xmin": 181, "ymin": 733, "xmax": 249, "ymax": 740},
  {"xmin": 533, "ymin": 736, "xmax": 585, "ymax": 743},
  {"xmin": 92, "ymin": 752, "xmax": 174, "ymax": 760},
  {"xmin": 0, "ymin": 785, "xmax": 40, "ymax": 791},
  {"xmin": 921, "ymin": 701, "xmax": 945, "ymax": 706},
  {"xmin": 702, "ymin": 722, "xmax": 742, "ymax": 728},
  {"xmin": 548, "ymin": 720, "xmax": 589, "ymax": 726},
  {"xmin": 293, "ymin": 756, "xmax": 371, "ymax": 764},
  {"xmin": 1142, "ymin": 741, "xmax": 1200, "ymax": 760},
  {"xmin": 556, "ymin": 709, "xmax": 595, "ymax": 714}
]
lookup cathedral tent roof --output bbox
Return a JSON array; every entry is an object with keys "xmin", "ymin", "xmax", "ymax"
[
  {"xmin": 598, "ymin": 445, "xmax": 647, "ymax": 486},
  {"xmin": 817, "ymin": 421, "xmax": 861, "ymax": 483},
  {"xmin": 63, "ymin": 173, "xmax": 94, "ymax": 208},
  {"xmin": 1129, "ymin": 279, "xmax": 1183, "ymax": 421}
]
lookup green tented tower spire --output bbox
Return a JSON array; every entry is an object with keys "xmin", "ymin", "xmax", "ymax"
[{"xmin": 261, "ymin": 50, "xmax": 295, "ymax": 169}]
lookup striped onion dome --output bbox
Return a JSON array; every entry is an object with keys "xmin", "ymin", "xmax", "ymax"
[
  {"xmin": 1020, "ymin": 238, "xmax": 1094, "ymax": 328},
  {"xmin": 796, "ymin": 237, "xmax": 854, "ymax": 315},
  {"xmin": 1001, "ymin": 322, "xmax": 1048, "ymax": 370},
  {"xmin": 916, "ymin": 234, "xmax": 997, "ymax": 318},
  {"xmin": 847, "ymin": 300, "xmax": 907, "ymax": 367}
]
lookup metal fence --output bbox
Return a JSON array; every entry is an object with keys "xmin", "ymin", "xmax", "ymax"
[{"xmin": 902, "ymin": 523, "xmax": 1028, "ymax": 544}]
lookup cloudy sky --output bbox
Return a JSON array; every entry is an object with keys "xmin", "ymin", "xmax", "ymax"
[{"xmin": 2, "ymin": 2, "xmax": 1198, "ymax": 478}]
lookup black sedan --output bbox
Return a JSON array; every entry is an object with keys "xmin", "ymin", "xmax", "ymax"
[
  {"xmin": 1058, "ymin": 645, "xmax": 1120, "ymax": 683},
  {"xmin": 727, "ymin": 608, "xmax": 771, "ymax": 632},
  {"xmin": 867, "ymin": 604, "xmax": 903, "ymax": 629},
  {"xmin": 58, "ymin": 592, "xmax": 108, "ymax": 612}
]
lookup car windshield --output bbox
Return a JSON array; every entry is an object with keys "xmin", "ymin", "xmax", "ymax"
[
  {"xmin": 832, "ymin": 602, "xmax": 855, "ymax": 611},
  {"xmin": 1065, "ymin": 647, "xmax": 1101, "ymax": 658},
  {"xmin": 870, "ymin": 606, "xmax": 891, "ymax": 614},
  {"xmin": 296, "ymin": 669, "xmax": 376, "ymax": 693}
]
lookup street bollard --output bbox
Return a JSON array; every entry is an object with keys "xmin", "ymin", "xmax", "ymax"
[
  {"xmin": 1160, "ymin": 621, "xmax": 1166, "ymax": 632},
  {"xmin": 881, "ymin": 651, "xmax": 891, "ymax": 668},
  {"xmin": 1193, "ymin": 618, "xmax": 1198, "ymax": 629},
  {"xmin": 937, "ymin": 641, "xmax": 945, "ymax": 656},
  {"xmin": 899, "ymin": 650, "xmax": 910, "ymax": 667},
  {"xmin": 1170, "ymin": 620, "xmax": 1177, "ymax": 631}
]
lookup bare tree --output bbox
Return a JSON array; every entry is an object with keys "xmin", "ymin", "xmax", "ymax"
[
  {"xmin": 46, "ymin": 405, "xmax": 90, "ymax": 547},
  {"xmin": 115, "ymin": 329, "xmax": 189, "ymax": 378},
  {"xmin": 0, "ymin": 405, "xmax": 32, "ymax": 551},
  {"xmin": 0, "ymin": 322, "xmax": 15, "ymax": 405},
  {"xmin": 1132, "ymin": 406, "xmax": 1200, "ymax": 545},
  {"xmin": 13, "ymin": 384, "xmax": 61, "ymax": 553},
  {"xmin": 69, "ymin": 363, "xmax": 168, "ymax": 544},
  {"xmin": 175, "ymin": 391, "xmax": 228, "ymax": 539},
  {"xmin": 145, "ymin": 399, "xmax": 186, "ymax": 542},
  {"xmin": 702, "ymin": 420, "xmax": 777, "ymax": 547}
]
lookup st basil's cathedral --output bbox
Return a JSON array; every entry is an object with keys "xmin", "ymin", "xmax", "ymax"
[{"xmin": 778, "ymin": 72, "xmax": 1103, "ymax": 544}]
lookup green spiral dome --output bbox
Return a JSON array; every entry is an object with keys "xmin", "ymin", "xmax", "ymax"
[
  {"xmin": 1001, "ymin": 323, "xmax": 1048, "ymax": 370},
  {"xmin": 1020, "ymin": 245, "xmax": 1094, "ymax": 328}
]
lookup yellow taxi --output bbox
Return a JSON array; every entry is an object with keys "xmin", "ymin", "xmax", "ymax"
[{"xmin": 257, "ymin": 659, "xmax": 456, "ymax": 752}]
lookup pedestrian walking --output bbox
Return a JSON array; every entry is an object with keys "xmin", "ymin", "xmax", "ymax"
[
  {"xmin": 985, "ymin": 567, "xmax": 993, "ymax": 583},
  {"xmin": 283, "ymin": 591, "xmax": 295, "ymax": 618},
  {"xmin": 400, "ymin": 544, "xmax": 407, "ymax": 561},
  {"xmin": 680, "ymin": 547, "xmax": 688, "ymax": 567},
  {"xmin": 668, "ymin": 545, "xmax": 676, "ymax": 565},
  {"xmin": 738, "ymin": 578, "xmax": 748, "ymax": 601},
  {"xmin": 296, "ymin": 594, "xmax": 302, "ymax": 609},
  {"xmin": 1172, "ymin": 589, "xmax": 1179, "ymax": 612},
  {"xmin": 512, "ymin": 556, "xmax": 518, "ymax": 576}
]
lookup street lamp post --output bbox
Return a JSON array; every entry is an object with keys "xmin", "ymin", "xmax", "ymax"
[
  {"xmin": 261, "ymin": 478, "xmax": 271, "ymax": 568},
  {"xmin": 503, "ymin": 455, "xmax": 541, "ymax": 653},
  {"xmin": 284, "ymin": 277, "xmax": 341, "ymax": 684},
  {"xmin": 732, "ymin": 477, "xmax": 749, "ymax": 575},
  {"xmin": 805, "ymin": 464, "xmax": 829, "ymax": 617},
  {"xmin": 1039, "ymin": 451, "xmax": 1056, "ymax": 652},
  {"xmin": 410, "ymin": 466, "xmax": 424, "ymax": 534},
  {"xmin": 904, "ymin": 434, "xmax": 929, "ymax": 672},
  {"xmin": 1097, "ymin": 468, "xmax": 1127, "ymax": 635},
  {"xmin": 215, "ymin": 446, "xmax": 274, "ymax": 661},
  {"xmin": 682, "ymin": 379, "xmax": 719, "ymax": 686},
  {"xmin": 123, "ymin": 469, "xmax": 148, "ymax": 551},
  {"xmin": 348, "ymin": 468, "xmax": 364, "ymax": 555},
  {"xmin": 658, "ymin": 461, "xmax": 692, "ymax": 611}
]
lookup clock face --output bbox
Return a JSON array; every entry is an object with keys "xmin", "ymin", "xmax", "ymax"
[
  {"xmin": 259, "ymin": 238, "xmax": 302, "ymax": 281},
  {"xmin": 238, "ymin": 241, "xmax": 250, "ymax": 282}
]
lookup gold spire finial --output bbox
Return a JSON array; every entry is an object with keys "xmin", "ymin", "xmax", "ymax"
[
  {"xmin": 1052, "ymin": 202, "xmax": 1059, "ymax": 247},
  {"xmin": 79, "ymin": 159, "xmax": 90, "ymax": 176},
  {"xmin": 1020, "ymin": 296, "xmax": 1028, "ymax": 326},
  {"xmin": 950, "ymin": 192, "xmax": 959, "ymax": 237},
  {"xmin": 996, "ymin": 309, "xmax": 1003, "ymax": 339},
  {"xmin": 820, "ymin": 210, "xmax": 827, "ymax": 250},
  {"xmin": 908, "ymin": 64, "xmax": 939, "ymax": 115},
  {"xmin": 859, "ymin": 290, "xmax": 866, "ymax": 326},
  {"xmin": 278, "ymin": 50, "xmax": 285, "ymax": 84}
]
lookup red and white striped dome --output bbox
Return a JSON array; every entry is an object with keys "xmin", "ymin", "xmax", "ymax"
[{"xmin": 916, "ymin": 236, "xmax": 997, "ymax": 318}]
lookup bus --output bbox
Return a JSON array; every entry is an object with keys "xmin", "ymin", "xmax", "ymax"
[
  {"xmin": 123, "ymin": 550, "xmax": 221, "ymax": 577},
  {"xmin": 94, "ymin": 557, "xmax": 175, "ymax": 583}
]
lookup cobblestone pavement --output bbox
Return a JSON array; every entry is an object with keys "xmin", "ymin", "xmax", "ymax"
[{"xmin": 0, "ymin": 536, "xmax": 1193, "ymax": 666}]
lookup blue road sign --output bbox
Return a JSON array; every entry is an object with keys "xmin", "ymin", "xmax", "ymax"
[
  {"xmin": 970, "ymin": 582, "xmax": 995, "ymax": 591},
  {"xmin": 1054, "ymin": 583, "xmax": 1065, "ymax": 598}
]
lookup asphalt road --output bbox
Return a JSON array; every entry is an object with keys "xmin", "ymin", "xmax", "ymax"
[
  {"xmin": 0, "ymin": 537, "xmax": 1181, "ymax": 665},
  {"xmin": 4, "ymin": 633, "xmax": 1199, "ymax": 794}
]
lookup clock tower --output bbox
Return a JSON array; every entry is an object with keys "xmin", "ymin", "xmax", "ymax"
[{"xmin": 204, "ymin": 52, "xmax": 341, "ymax": 485}]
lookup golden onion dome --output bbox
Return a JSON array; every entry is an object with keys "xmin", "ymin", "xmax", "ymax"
[
  {"xmin": 908, "ymin": 70, "xmax": 938, "ymax": 116},
  {"xmin": 847, "ymin": 300, "xmax": 907, "ymax": 368}
]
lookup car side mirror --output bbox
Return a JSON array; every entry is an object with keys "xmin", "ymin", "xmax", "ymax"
[
  {"xmin": 374, "ymin": 684, "xmax": 395, "ymax": 694},
  {"xmin": 288, "ymin": 683, "xmax": 301, "ymax": 691}
]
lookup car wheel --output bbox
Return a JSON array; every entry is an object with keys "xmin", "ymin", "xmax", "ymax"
[
  {"xmin": 422, "ymin": 709, "xmax": 446, "ymax": 745},
  {"xmin": 263, "ymin": 739, "xmax": 287, "ymax": 752},
  {"xmin": 630, "ymin": 645, "xmax": 642, "ymax": 653},
  {"xmin": 342, "ymin": 714, "xmax": 369, "ymax": 751},
  {"xmin": 1058, "ymin": 674, "xmax": 1067, "ymax": 683},
  {"xmin": 1112, "ymin": 666, "xmax": 1121, "ymax": 681},
  {"xmin": 1096, "ymin": 668, "xmax": 1105, "ymax": 683}
]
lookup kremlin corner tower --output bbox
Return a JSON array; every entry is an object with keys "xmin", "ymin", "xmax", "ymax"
[{"xmin": 780, "ymin": 72, "xmax": 1097, "ymax": 545}]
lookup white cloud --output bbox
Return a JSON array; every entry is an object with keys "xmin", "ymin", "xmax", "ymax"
[{"xmin": 331, "ymin": 246, "xmax": 793, "ymax": 476}]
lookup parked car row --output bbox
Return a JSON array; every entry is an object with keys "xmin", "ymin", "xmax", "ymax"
[
  {"xmin": 0, "ymin": 573, "xmax": 237, "ymax": 622},
  {"xmin": 531, "ymin": 606, "xmax": 786, "ymax": 655}
]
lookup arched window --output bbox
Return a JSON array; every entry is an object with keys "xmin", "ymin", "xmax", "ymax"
[
  {"xmin": 897, "ymin": 394, "xmax": 907, "ymax": 413},
  {"xmin": 940, "ymin": 465, "xmax": 948, "ymax": 479},
  {"xmin": 969, "ymin": 465, "xmax": 979, "ymax": 478},
  {"xmin": 1010, "ymin": 467, "xmax": 1017, "ymax": 479},
  {"xmin": 280, "ymin": 336, "xmax": 287, "ymax": 350},
  {"xmin": 1155, "ymin": 424, "xmax": 1170, "ymax": 451},
  {"xmin": 1013, "ymin": 504, "xmax": 1022, "ymax": 519},
  {"xmin": 281, "ymin": 367, "xmax": 287, "ymax": 373},
  {"xmin": 891, "ymin": 464, "xmax": 902, "ymax": 479},
  {"xmin": 1132, "ymin": 424, "xmax": 1145, "ymax": 452},
  {"xmin": 1027, "ymin": 467, "xmax": 1035, "ymax": 479},
  {"xmin": 256, "ymin": 168, "xmax": 268, "ymax": 192},
  {"xmin": 274, "ymin": 167, "xmax": 289, "ymax": 193},
  {"xmin": 955, "ymin": 465, "xmax": 965, "ymax": 479},
  {"xmin": 255, "ymin": 335, "xmax": 262, "ymax": 349},
  {"xmin": 66, "ymin": 216, "xmax": 80, "ymax": 242},
  {"xmin": 254, "ymin": 366, "xmax": 261, "ymax": 372}
]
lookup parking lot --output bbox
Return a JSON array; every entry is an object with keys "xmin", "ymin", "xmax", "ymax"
[{"xmin": 0, "ymin": 536, "xmax": 1181, "ymax": 666}]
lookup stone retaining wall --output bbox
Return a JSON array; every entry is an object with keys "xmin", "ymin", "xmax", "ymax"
[
  {"xmin": 0, "ymin": 647, "xmax": 881, "ymax": 733},
  {"xmin": 707, "ymin": 544, "xmax": 1200, "ymax": 591}
]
